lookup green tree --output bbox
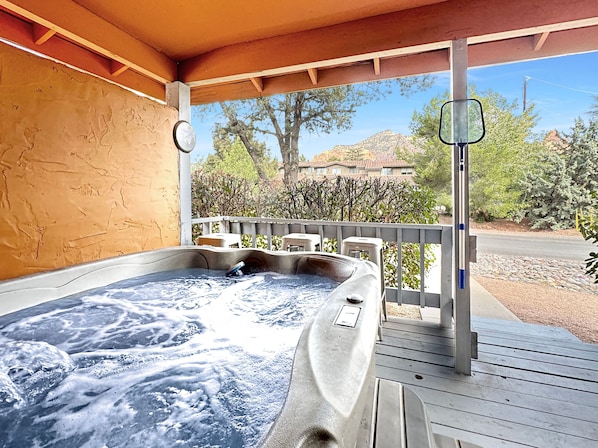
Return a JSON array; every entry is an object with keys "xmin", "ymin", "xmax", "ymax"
[
  {"xmin": 407, "ymin": 95, "xmax": 452, "ymax": 194},
  {"xmin": 577, "ymin": 211, "xmax": 598, "ymax": 284},
  {"xmin": 523, "ymin": 118, "xmax": 598, "ymax": 229},
  {"xmin": 408, "ymin": 88, "xmax": 540, "ymax": 220},
  {"xmin": 566, "ymin": 119, "xmax": 598, "ymax": 209},
  {"xmin": 198, "ymin": 77, "xmax": 433, "ymax": 185},
  {"xmin": 345, "ymin": 146, "xmax": 365, "ymax": 161},
  {"xmin": 590, "ymin": 95, "xmax": 598, "ymax": 118},
  {"xmin": 202, "ymin": 126, "xmax": 278, "ymax": 181},
  {"xmin": 519, "ymin": 148, "xmax": 580, "ymax": 229}
]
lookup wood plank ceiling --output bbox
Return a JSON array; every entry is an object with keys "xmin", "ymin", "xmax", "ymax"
[{"xmin": 1, "ymin": 0, "xmax": 597, "ymax": 105}]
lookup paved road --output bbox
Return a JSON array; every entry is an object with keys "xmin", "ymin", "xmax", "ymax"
[{"xmin": 475, "ymin": 231, "xmax": 595, "ymax": 262}]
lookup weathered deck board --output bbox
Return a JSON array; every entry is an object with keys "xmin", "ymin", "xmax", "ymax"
[
  {"xmin": 375, "ymin": 316, "xmax": 598, "ymax": 448},
  {"xmin": 375, "ymin": 359, "xmax": 598, "ymax": 423}
]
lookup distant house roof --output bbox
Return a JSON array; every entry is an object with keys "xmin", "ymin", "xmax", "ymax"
[{"xmin": 298, "ymin": 159, "xmax": 411, "ymax": 169}]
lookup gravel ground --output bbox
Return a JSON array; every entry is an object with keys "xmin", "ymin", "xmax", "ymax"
[
  {"xmin": 471, "ymin": 253, "xmax": 598, "ymax": 295},
  {"xmin": 472, "ymin": 253, "xmax": 598, "ymax": 344}
]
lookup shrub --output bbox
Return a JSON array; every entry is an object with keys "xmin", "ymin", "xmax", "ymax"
[
  {"xmin": 192, "ymin": 173, "xmax": 439, "ymax": 288},
  {"xmin": 577, "ymin": 211, "xmax": 598, "ymax": 284}
]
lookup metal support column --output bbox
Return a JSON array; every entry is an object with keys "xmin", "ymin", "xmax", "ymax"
[
  {"xmin": 451, "ymin": 39, "xmax": 472, "ymax": 375},
  {"xmin": 166, "ymin": 82, "xmax": 193, "ymax": 246}
]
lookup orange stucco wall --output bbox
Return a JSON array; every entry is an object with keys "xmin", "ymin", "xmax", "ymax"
[{"xmin": 0, "ymin": 42, "xmax": 180, "ymax": 281}]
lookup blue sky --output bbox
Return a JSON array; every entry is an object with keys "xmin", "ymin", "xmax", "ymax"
[{"xmin": 191, "ymin": 51, "xmax": 598, "ymax": 161}]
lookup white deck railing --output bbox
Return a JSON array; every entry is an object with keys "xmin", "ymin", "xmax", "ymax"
[{"xmin": 192, "ymin": 216, "xmax": 453, "ymax": 328}]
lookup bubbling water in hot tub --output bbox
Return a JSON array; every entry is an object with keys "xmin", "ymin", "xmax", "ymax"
[{"xmin": 0, "ymin": 269, "xmax": 339, "ymax": 448}]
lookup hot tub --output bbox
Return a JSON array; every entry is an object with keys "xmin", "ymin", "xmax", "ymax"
[{"xmin": 0, "ymin": 247, "xmax": 380, "ymax": 447}]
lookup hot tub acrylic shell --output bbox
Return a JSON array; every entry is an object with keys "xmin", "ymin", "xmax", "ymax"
[{"xmin": 0, "ymin": 247, "xmax": 381, "ymax": 448}]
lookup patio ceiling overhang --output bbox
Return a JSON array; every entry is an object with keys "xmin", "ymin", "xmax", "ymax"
[{"xmin": 1, "ymin": 0, "xmax": 597, "ymax": 105}]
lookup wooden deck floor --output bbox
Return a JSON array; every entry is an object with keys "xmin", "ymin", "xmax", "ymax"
[{"xmin": 375, "ymin": 316, "xmax": 598, "ymax": 448}]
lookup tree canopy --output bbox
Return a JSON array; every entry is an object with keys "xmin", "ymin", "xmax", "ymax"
[
  {"xmin": 408, "ymin": 87, "xmax": 541, "ymax": 221},
  {"xmin": 522, "ymin": 118, "xmax": 598, "ymax": 229},
  {"xmin": 200, "ymin": 126, "xmax": 278, "ymax": 181},
  {"xmin": 196, "ymin": 77, "xmax": 433, "ymax": 184},
  {"xmin": 590, "ymin": 95, "xmax": 598, "ymax": 118}
]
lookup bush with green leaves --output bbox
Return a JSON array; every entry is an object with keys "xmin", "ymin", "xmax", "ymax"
[
  {"xmin": 577, "ymin": 211, "xmax": 598, "ymax": 284},
  {"xmin": 271, "ymin": 176, "xmax": 437, "ymax": 224},
  {"xmin": 191, "ymin": 172, "xmax": 281, "ymax": 218},
  {"xmin": 192, "ymin": 173, "xmax": 439, "ymax": 288}
]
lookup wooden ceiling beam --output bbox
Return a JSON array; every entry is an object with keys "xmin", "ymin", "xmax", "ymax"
[
  {"xmin": 32, "ymin": 23, "xmax": 54, "ymax": 45},
  {"xmin": 307, "ymin": 67, "xmax": 318, "ymax": 85},
  {"xmin": 2, "ymin": 0, "xmax": 597, "ymax": 106},
  {"xmin": 191, "ymin": 23, "xmax": 598, "ymax": 105},
  {"xmin": 250, "ymin": 77, "xmax": 264, "ymax": 93},
  {"xmin": 373, "ymin": 58, "xmax": 381, "ymax": 76},
  {"xmin": 0, "ymin": 10, "xmax": 164, "ymax": 100},
  {"xmin": 110, "ymin": 60, "xmax": 129, "ymax": 77},
  {"xmin": 0, "ymin": 0, "xmax": 177, "ymax": 83},
  {"xmin": 191, "ymin": 49, "xmax": 449, "ymax": 104},
  {"xmin": 469, "ymin": 25, "xmax": 598, "ymax": 68},
  {"xmin": 533, "ymin": 32, "xmax": 550, "ymax": 51},
  {"xmin": 181, "ymin": 0, "xmax": 598, "ymax": 86}
]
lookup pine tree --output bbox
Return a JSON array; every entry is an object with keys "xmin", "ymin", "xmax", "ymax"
[
  {"xmin": 522, "ymin": 117, "xmax": 598, "ymax": 229},
  {"xmin": 521, "ymin": 149, "xmax": 582, "ymax": 229},
  {"xmin": 566, "ymin": 118, "xmax": 598, "ymax": 210}
]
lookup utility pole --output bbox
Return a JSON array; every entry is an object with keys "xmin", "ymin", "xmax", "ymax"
[{"xmin": 523, "ymin": 76, "xmax": 530, "ymax": 112}]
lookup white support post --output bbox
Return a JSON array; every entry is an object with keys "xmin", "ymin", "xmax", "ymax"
[
  {"xmin": 166, "ymin": 82, "xmax": 193, "ymax": 246},
  {"xmin": 451, "ymin": 39, "xmax": 472, "ymax": 375}
]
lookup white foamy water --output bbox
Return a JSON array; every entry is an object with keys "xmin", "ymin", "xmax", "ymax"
[{"xmin": 0, "ymin": 269, "xmax": 338, "ymax": 447}]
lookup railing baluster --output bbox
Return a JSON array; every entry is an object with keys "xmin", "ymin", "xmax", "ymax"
[
  {"xmin": 319, "ymin": 225, "xmax": 324, "ymax": 252},
  {"xmin": 248, "ymin": 222, "xmax": 255, "ymax": 248},
  {"xmin": 266, "ymin": 223, "xmax": 272, "ymax": 250}
]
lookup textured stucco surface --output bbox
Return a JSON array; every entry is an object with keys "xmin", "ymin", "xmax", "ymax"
[{"xmin": 0, "ymin": 42, "xmax": 180, "ymax": 280}]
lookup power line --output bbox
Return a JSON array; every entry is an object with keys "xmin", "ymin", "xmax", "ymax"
[{"xmin": 526, "ymin": 76, "xmax": 598, "ymax": 96}]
